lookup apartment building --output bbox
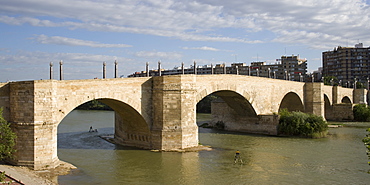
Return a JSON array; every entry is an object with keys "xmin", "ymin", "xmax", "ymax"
[{"xmin": 323, "ymin": 43, "xmax": 370, "ymax": 86}]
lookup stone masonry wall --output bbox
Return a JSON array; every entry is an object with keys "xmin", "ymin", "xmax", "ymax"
[
  {"xmin": 211, "ymin": 99, "xmax": 278, "ymax": 135},
  {"xmin": 0, "ymin": 83, "xmax": 10, "ymax": 121}
]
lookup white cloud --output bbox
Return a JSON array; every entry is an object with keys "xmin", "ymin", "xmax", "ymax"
[
  {"xmin": 134, "ymin": 51, "xmax": 182, "ymax": 60},
  {"xmin": 182, "ymin": 46, "xmax": 222, "ymax": 51},
  {"xmin": 31, "ymin": 34, "xmax": 132, "ymax": 48},
  {"xmin": 0, "ymin": 0, "xmax": 370, "ymax": 60}
]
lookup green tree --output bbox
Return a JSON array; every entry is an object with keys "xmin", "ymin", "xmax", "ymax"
[
  {"xmin": 0, "ymin": 107, "xmax": 16, "ymax": 162},
  {"xmin": 76, "ymin": 100, "xmax": 112, "ymax": 111},
  {"xmin": 363, "ymin": 128, "xmax": 370, "ymax": 173},
  {"xmin": 0, "ymin": 171, "xmax": 5, "ymax": 182},
  {"xmin": 353, "ymin": 104, "xmax": 370, "ymax": 122},
  {"xmin": 196, "ymin": 95, "xmax": 218, "ymax": 113},
  {"xmin": 323, "ymin": 76, "xmax": 338, "ymax": 86},
  {"xmin": 356, "ymin": 81, "xmax": 365, "ymax": 89}
]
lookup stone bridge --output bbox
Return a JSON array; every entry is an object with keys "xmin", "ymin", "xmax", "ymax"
[{"xmin": 0, "ymin": 75, "xmax": 367, "ymax": 170}]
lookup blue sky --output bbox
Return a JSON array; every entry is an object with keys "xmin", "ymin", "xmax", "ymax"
[{"xmin": 1, "ymin": 0, "xmax": 370, "ymax": 81}]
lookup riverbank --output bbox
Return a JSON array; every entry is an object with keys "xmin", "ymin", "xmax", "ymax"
[{"xmin": 0, "ymin": 161, "xmax": 76, "ymax": 185}]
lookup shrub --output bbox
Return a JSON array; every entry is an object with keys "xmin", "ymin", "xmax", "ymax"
[
  {"xmin": 0, "ymin": 107, "xmax": 16, "ymax": 162},
  {"xmin": 278, "ymin": 109, "xmax": 328, "ymax": 138},
  {"xmin": 353, "ymin": 104, "xmax": 370, "ymax": 122}
]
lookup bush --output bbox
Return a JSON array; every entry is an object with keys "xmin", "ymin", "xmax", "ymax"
[
  {"xmin": 0, "ymin": 107, "xmax": 16, "ymax": 162},
  {"xmin": 278, "ymin": 109, "xmax": 328, "ymax": 138},
  {"xmin": 353, "ymin": 104, "xmax": 370, "ymax": 122}
]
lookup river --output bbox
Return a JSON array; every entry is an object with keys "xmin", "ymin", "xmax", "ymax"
[{"xmin": 57, "ymin": 110, "xmax": 370, "ymax": 184}]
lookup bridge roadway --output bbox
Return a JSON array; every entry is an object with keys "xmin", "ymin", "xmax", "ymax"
[{"xmin": 0, "ymin": 74, "xmax": 367, "ymax": 170}]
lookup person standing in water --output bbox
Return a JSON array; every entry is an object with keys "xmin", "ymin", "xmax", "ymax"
[{"xmin": 234, "ymin": 150, "xmax": 241, "ymax": 163}]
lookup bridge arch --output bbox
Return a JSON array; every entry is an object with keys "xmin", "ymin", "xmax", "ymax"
[
  {"xmin": 58, "ymin": 98, "xmax": 151, "ymax": 149},
  {"xmin": 206, "ymin": 90, "xmax": 258, "ymax": 118},
  {"xmin": 324, "ymin": 94, "xmax": 332, "ymax": 119},
  {"xmin": 278, "ymin": 92, "xmax": 304, "ymax": 112},
  {"xmin": 196, "ymin": 86, "xmax": 261, "ymax": 115},
  {"xmin": 341, "ymin": 96, "xmax": 352, "ymax": 104}
]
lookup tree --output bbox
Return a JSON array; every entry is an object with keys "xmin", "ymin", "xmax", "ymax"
[
  {"xmin": 363, "ymin": 128, "xmax": 370, "ymax": 173},
  {"xmin": 353, "ymin": 104, "xmax": 370, "ymax": 122},
  {"xmin": 0, "ymin": 107, "xmax": 16, "ymax": 162},
  {"xmin": 323, "ymin": 76, "xmax": 338, "ymax": 86},
  {"xmin": 196, "ymin": 95, "xmax": 218, "ymax": 113},
  {"xmin": 356, "ymin": 81, "xmax": 365, "ymax": 89}
]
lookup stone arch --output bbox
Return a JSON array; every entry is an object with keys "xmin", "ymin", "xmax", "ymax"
[
  {"xmin": 58, "ymin": 98, "xmax": 151, "ymax": 149},
  {"xmin": 324, "ymin": 94, "xmax": 332, "ymax": 120},
  {"xmin": 196, "ymin": 86, "xmax": 260, "ymax": 115},
  {"xmin": 211, "ymin": 90, "xmax": 258, "ymax": 118},
  {"xmin": 341, "ymin": 96, "xmax": 352, "ymax": 104},
  {"xmin": 199, "ymin": 90, "xmax": 259, "ymax": 132},
  {"xmin": 278, "ymin": 92, "xmax": 304, "ymax": 112},
  {"xmin": 56, "ymin": 94, "xmax": 142, "ymax": 127}
]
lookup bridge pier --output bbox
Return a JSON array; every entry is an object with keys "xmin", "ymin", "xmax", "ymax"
[
  {"xmin": 151, "ymin": 75, "xmax": 198, "ymax": 150},
  {"xmin": 304, "ymin": 83, "xmax": 325, "ymax": 118},
  {"xmin": 7, "ymin": 81, "xmax": 59, "ymax": 170}
]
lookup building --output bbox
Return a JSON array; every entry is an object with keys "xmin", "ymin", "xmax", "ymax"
[
  {"xmin": 128, "ymin": 55, "xmax": 308, "ymax": 82},
  {"xmin": 323, "ymin": 43, "xmax": 370, "ymax": 87}
]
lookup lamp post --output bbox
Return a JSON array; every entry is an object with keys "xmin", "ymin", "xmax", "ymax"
[
  {"xmin": 49, "ymin": 62, "xmax": 53, "ymax": 80},
  {"xmin": 181, "ymin": 62, "xmax": 184, "ymax": 75},
  {"xmin": 146, "ymin": 62, "xmax": 149, "ymax": 77},
  {"xmin": 103, "ymin": 62, "xmax": 106, "ymax": 79},
  {"xmin": 194, "ymin": 61, "xmax": 197, "ymax": 75},
  {"xmin": 158, "ymin": 60, "xmax": 161, "ymax": 76},
  {"xmin": 285, "ymin": 70, "xmax": 287, "ymax": 80},
  {"xmin": 59, "ymin": 60, "xmax": 63, "ymax": 80},
  {"xmin": 114, "ymin": 60, "xmax": 118, "ymax": 78}
]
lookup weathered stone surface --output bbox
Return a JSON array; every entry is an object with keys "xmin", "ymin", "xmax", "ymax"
[{"xmin": 0, "ymin": 75, "xmax": 366, "ymax": 169}]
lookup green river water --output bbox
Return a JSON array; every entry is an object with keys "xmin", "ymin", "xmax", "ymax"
[{"xmin": 57, "ymin": 110, "xmax": 370, "ymax": 184}]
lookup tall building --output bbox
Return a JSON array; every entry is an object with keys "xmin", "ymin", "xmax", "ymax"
[
  {"xmin": 128, "ymin": 55, "xmax": 307, "ymax": 81},
  {"xmin": 323, "ymin": 43, "xmax": 370, "ymax": 87}
]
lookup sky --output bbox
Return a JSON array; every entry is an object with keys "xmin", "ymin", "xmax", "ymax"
[{"xmin": 1, "ymin": 0, "xmax": 370, "ymax": 82}]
